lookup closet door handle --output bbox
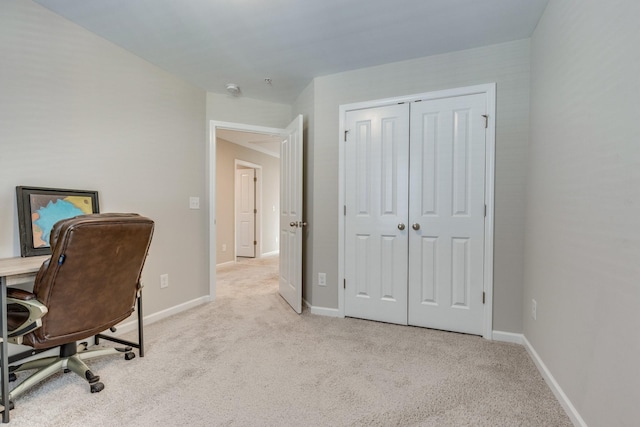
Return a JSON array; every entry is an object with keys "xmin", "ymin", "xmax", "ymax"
[
  {"xmin": 412, "ymin": 223, "xmax": 421, "ymax": 231},
  {"xmin": 290, "ymin": 221, "xmax": 297, "ymax": 227},
  {"xmin": 397, "ymin": 223, "xmax": 406, "ymax": 231}
]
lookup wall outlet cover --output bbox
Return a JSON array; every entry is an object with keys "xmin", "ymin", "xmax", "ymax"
[
  {"xmin": 318, "ymin": 272, "xmax": 326, "ymax": 286},
  {"xmin": 189, "ymin": 196, "xmax": 200, "ymax": 209}
]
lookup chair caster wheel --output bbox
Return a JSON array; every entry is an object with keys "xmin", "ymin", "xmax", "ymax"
[
  {"xmin": 8, "ymin": 373, "xmax": 16, "ymax": 382},
  {"xmin": 125, "ymin": 352, "xmax": 135, "ymax": 361},
  {"xmin": 90, "ymin": 382, "xmax": 104, "ymax": 393}
]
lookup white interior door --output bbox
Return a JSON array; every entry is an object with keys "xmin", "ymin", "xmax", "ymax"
[
  {"xmin": 344, "ymin": 104, "xmax": 410, "ymax": 324},
  {"xmin": 235, "ymin": 167, "xmax": 256, "ymax": 258},
  {"xmin": 279, "ymin": 114, "xmax": 303, "ymax": 313},
  {"xmin": 408, "ymin": 94, "xmax": 487, "ymax": 335}
]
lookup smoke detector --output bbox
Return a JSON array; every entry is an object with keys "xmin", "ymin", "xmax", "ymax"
[{"xmin": 226, "ymin": 83, "xmax": 241, "ymax": 96}]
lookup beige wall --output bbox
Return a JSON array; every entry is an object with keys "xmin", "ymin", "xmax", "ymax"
[
  {"xmin": 215, "ymin": 138, "xmax": 280, "ymax": 264},
  {"xmin": 298, "ymin": 39, "xmax": 531, "ymax": 332},
  {"xmin": 525, "ymin": 0, "xmax": 640, "ymax": 424},
  {"xmin": 206, "ymin": 93, "xmax": 292, "ymax": 128},
  {"xmin": 0, "ymin": 1, "xmax": 208, "ymax": 317}
]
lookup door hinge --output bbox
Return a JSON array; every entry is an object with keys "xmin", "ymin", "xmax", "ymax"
[
  {"xmin": 254, "ymin": 208, "xmax": 257, "ymax": 214},
  {"xmin": 254, "ymin": 240, "xmax": 257, "ymax": 246},
  {"xmin": 482, "ymin": 114, "xmax": 488, "ymax": 129},
  {"xmin": 343, "ymin": 205, "xmax": 346, "ymax": 216},
  {"xmin": 343, "ymin": 279, "xmax": 346, "ymax": 289},
  {"xmin": 344, "ymin": 130, "xmax": 349, "ymax": 141},
  {"xmin": 254, "ymin": 177, "xmax": 257, "ymax": 182},
  {"xmin": 484, "ymin": 204, "xmax": 487, "ymax": 217},
  {"xmin": 482, "ymin": 291, "xmax": 486, "ymax": 304}
]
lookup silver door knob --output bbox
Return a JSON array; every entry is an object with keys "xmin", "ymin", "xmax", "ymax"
[
  {"xmin": 290, "ymin": 221, "xmax": 297, "ymax": 227},
  {"xmin": 398, "ymin": 223, "xmax": 405, "ymax": 231},
  {"xmin": 300, "ymin": 222, "xmax": 308, "ymax": 227},
  {"xmin": 412, "ymin": 223, "xmax": 421, "ymax": 230}
]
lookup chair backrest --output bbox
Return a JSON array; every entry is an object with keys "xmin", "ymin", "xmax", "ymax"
[{"xmin": 24, "ymin": 213, "xmax": 154, "ymax": 349}]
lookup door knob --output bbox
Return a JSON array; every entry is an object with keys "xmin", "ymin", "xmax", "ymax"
[
  {"xmin": 300, "ymin": 222, "xmax": 308, "ymax": 227},
  {"xmin": 398, "ymin": 223, "xmax": 406, "ymax": 231},
  {"xmin": 412, "ymin": 223, "xmax": 421, "ymax": 230},
  {"xmin": 290, "ymin": 221, "xmax": 297, "ymax": 227}
]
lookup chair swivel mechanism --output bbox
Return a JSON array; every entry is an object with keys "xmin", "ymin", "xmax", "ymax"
[{"xmin": 5, "ymin": 213, "xmax": 154, "ymax": 403}]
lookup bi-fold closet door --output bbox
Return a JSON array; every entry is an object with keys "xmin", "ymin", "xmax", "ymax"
[{"xmin": 344, "ymin": 93, "xmax": 487, "ymax": 335}]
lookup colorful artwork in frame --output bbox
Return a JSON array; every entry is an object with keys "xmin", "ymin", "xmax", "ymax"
[{"xmin": 16, "ymin": 186, "xmax": 100, "ymax": 257}]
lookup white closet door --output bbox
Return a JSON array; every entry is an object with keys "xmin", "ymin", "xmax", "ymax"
[
  {"xmin": 408, "ymin": 94, "xmax": 487, "ymax": 335},
  {"xmin": 344, "ymin": 104, "xmax": 410, "ymax": 325},
  {"xmin": 235, "ymin": 168, "xmax": 256, "ymax": 258}
]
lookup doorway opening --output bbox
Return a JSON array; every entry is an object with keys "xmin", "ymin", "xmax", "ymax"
[
  {"xmin": 209, "ymin": 117, "xmax": 304, "ymax": 312},
  {"xmin": 208, "ymin": 121, "xmax": 281, "ymax": 300}
]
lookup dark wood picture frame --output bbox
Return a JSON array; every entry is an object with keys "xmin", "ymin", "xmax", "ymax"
[{"xmin": 16, "ymin": 186, "xmax": 100, "ymax": 257}]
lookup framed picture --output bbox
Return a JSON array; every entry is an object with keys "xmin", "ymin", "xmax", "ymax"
[{"xmin": 16, "ymin": 186, "xmax": 100, "ymax": 257}]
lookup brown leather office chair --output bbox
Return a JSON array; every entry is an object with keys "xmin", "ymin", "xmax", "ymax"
[{"xmin": 6, "ymin": 213, "xmax": 154, "ymax": 403}]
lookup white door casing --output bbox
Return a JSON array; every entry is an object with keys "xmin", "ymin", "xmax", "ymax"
[
  {"xmin": 344, "ymin": 104, "xmax": 410, "ymax": 325},
  {"xmin": 408, "ymin": 94, "xmax": 487, "ymax": 335},
  {"xmin": 235, "ymin": 168, "xmax": 256, "ymax": 258},
  {"xmin": 279, "ymin": 114, "xmax": 304, "ymax": 313}
]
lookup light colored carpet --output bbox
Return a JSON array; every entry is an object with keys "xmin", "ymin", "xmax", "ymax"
[{"xmin": 7, "ymin": 256, "xmax": 572, "ymax": 426}]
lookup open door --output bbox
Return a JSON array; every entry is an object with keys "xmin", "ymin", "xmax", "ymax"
[{"xmin": 279, "ymin": 114, "xmax": 303, "ymax": 313}]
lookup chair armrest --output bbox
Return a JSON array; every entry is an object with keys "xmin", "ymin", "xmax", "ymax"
[
  {"xmin": 7, "ymin": 288, "xmax": 37, "ymax": 301},
  {"xmin": 7, "ymin": 297, "xmax": 48, "ymax": 343}
]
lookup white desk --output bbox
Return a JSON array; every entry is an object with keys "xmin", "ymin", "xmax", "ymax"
[{"xmin": 0, "ymin": 256, "xmax": 49, "ymax": 423}]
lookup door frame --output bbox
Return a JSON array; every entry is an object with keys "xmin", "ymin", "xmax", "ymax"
[
  {"xmin": 208, "ymin": 120, "xmax": 286, "ymax": 301},
  {"xmin": 337, "ymin": 83, "xmax": 496, "ymax": 339},
  {"xmin": 234, "ymin": 160, "xmax": 263, "ymax": 259}
]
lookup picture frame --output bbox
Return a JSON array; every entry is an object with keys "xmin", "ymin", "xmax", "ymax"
[{"xmin": 16, "ymin": 186, "xmax": 100, "ymax": 257}]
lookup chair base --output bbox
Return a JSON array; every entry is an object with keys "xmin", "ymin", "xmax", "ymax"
[{"xmin": 8, "ymin": 342, "xmax": 135, "ymax": 402}]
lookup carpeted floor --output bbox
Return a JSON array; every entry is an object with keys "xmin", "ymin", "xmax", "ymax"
[{"xmin": 6, "ymin": 255, "xmax": 572, "ymax": 426}]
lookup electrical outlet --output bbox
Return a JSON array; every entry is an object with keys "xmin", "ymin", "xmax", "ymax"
[
  {"xmin": 532, "ymin": 299, "xmax": 537, "ymax": 320},
  {"xmin": 160, "ymin": 274, "xmax": 169, "ymax": 289},
  {"xmin": 318, "ymin": 272, "xmax": 326, "ymax": 286},
  {"xmin": 189, "ymin": 196, "xmax": 200, "ymax": 209},
  {"xmin": 222, "ymin": 244, "xmax": 227, "ymax": 252}
]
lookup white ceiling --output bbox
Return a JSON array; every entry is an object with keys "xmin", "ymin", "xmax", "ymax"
[{"xmin": 34, "ymin": 0, "xmax": 549, "ymax": 104}]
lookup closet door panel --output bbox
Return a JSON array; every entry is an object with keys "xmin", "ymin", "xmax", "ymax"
[
  {"xmin": 408, "ymin": 94, "xmax": 487, "ymax": 335},
  {"xmin": 344, "ymin": 104, "xmax": 410, "ymax": 325}
]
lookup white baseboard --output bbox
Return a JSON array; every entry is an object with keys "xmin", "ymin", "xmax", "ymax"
[
  {"xmin": 492, "ymin": 330, "xmax": 524, "ymax": 344},
  {"xmin": 522, "ymin": 335, "xmax": 587, "ymax": 427},
  {"xmin": 105, "ymin": 296, "xmax": 209, "ymax": 337},
  {"xmin": 261, "ymin": 250, "xmax": 279, "ymax": 257},
  {"xmin": 216, "ymin": 260, "xmax": 236, "ymax": 268},
  {"xmin": 303, "ymin": 300, "xmax": 341, "ymax": 317}
]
